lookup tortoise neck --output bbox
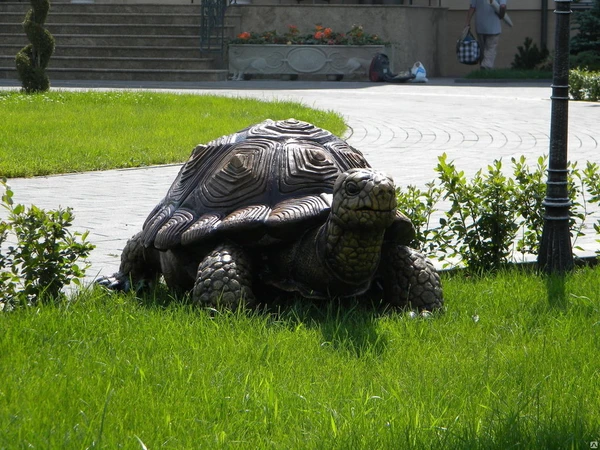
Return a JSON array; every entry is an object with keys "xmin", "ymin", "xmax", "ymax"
[{"xmin": 318, "ymin": 216, "xmax": 385, "ymax": 285}]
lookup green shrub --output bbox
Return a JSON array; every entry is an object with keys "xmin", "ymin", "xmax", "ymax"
[
  {"xmin": 15, "ymin": 0, "xmax": 55, "ymax": 93},
  {"xmin": 396, "ymin": 156, "xmax": 600, "ymax": 273},
  {"xmin": 1, "ymin": 179, "xmax": 94, "ymax": 309},
  {"xmin": 432, "ymin": 155, "xmax": 520, "ymax": 273},
  {"xmin": 512, "ymin": 37, "xmax": 549, "ymax": 70},
  {"xmin": 569, "ymin": 68, "xmax": 600, "ymax": 101},
  {"xmin": 394, "ymin": 182, "xmax": 441, "ymax": 251},
  {"xmin": 582, "ymin": 162, "xmax": 600, "ymax": 255}
]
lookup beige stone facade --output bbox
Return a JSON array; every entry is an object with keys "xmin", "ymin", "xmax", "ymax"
[{"xmin": 83, "ymin": 0, "xmax": 584, "ymax": 77}]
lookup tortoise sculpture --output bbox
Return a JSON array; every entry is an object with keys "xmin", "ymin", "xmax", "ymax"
[{"xmin": 99, "ymin": 119, "xmax": 443, "ymax": 310}]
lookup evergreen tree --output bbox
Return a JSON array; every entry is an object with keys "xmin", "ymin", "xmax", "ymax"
[
  {"xmin": 570, "ymin": 0, "xmax": 600, "ymax": 54},
  {"xmin": 15, "ymin": 0, "xmax": 55, "ymax": 93}
]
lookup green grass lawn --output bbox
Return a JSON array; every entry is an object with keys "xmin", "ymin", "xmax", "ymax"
[
  {"xmin": 1, "ymin": 267, "xmax": 599, "ymax": 449},
  {"xmin": 0, "ymin": 91, "xmax": 346, "ymax": 178},
  {"xmin": 1, "ymin": 89, "xmax": 598, "ymax": 449}
]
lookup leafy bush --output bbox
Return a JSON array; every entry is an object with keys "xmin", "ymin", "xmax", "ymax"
[
  {"xmin": 582, "ymin": 162, "xmax": 600, "ymax": 255},
  {"xmin": 432, "ymin": 156, "xmax": 520, "ymax": 273},
  {"xmin": 396, "ymin": 155, "xmax": 600, "ymax": 273},
  {"xmin": 1, "ymin": 179, "xmax": 94, "ymax": 310},
  {"xmin": 569, "ymin": 68, "xmax": 600, "ymax": 101},
  {"xmin": 512, "ymin": 37, "xmax": 549, "ymax": 70},
  {"xmin": 394, "ymin": 182, "xmax": 441, "ymax": 251}
]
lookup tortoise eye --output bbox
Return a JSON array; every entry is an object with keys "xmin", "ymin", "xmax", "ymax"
[{"xmin": 345, "ymin": 181, "xmax": 360, "ymax": 196}]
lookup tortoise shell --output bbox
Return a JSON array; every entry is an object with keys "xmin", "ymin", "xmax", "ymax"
[{"xmin": 140, "ymin": 119, "xmax": 406, "ymax": 250}]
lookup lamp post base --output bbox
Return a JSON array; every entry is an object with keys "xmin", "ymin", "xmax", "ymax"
[{"xmin": 538, "ymin": 216, "xmax": 574, "ymax": 274}]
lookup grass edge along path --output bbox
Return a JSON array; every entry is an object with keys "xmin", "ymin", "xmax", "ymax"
[
  {"xmin": 1, "ymin": 266, "xmax": 599, "ymax": 449},
  {"xmin": 0, "ymin": 90, "xmax": 347, "ymax": 178}
]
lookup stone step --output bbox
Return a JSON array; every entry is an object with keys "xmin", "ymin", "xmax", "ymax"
[
  {"xmin": 0, "ymin": 33, "xmax": 220, "ymax": 47},
  {"xmin": 1, "ymin": 12, "xmax": 206, "ymax": 26},
  {"xmin": 0, "ymin": 22, "xmax": 235, "ymax": 37},
  {"xmin": 1, "ymin": 22, "xmax": 198, "ymax": 36},
  {"xmin": 0, "ymin": 66, "xmax": 229, "ymax": 82},
  {"xmin": 0, "ymin": 3, "xmax": 210, "ymax": 14},
  {"xmin": 2, "ymin": 11, "xmax": 240, "ymax": 26},
  {"xmin": 0, "ymin": 2, "xmax": 235, "ymax": 83},
  {"xmin": 1, "ymin": 44, "xmax": 206, "ymax": 59},
  {"xmin": 0, "ymin": 54, "xmax": 216, "ymax": 70}
]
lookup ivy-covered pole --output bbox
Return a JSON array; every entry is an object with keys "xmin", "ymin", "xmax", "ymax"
[
  {"xmin": 538, "ymin": 0, "xmax": 574, "ymax": 274},
  {"xmin": 15, "ymin": 0, "xmax": 55, "ymax": 93}
]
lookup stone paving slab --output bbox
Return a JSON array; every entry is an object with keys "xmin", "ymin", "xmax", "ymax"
[{"xmin": 1, "ymin": 78, "xmax": 598, "ymax": 280}]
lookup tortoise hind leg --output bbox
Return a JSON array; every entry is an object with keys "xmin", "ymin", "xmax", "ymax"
[
  {"xmin": 193, "ymin": 242, "xmax": 255, "ymax": 308},
  {"xmin": 378, "ymin": 245, "xmax": 443, "ymax": 311},
  {"xmin": 97, "ymin": 232, "xmax": 161, "ymax": 292}
]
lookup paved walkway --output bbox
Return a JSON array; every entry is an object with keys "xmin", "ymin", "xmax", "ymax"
[{"xmin": 1, "ymin": 78, "xmax": 599, "ymax": 280}]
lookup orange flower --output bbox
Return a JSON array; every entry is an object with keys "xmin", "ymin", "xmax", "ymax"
[
  {"xmin": 314, "ymin": 31, "xmax": 324, "ymax": 40},
  {"xmin": 324, "ymin": 28, "xmax": 333, "ymax": 38},
  {"xmin": 237, "ymin": 31, "xmax": 251, "ymax": 39},
  {"xmin": 315, "ymin": 25, "xmax": 324, "ymax": 31}
]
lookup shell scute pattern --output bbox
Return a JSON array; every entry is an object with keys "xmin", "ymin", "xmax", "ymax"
[
  {"xmin": 219, "ymin": 204, "xmax": 272, "ymax": 232},
  {"xmin": 154, "ymin": 209, "xmax": 195, "ymax": 249},
  {"xmin": 167, "ymin": 144, "xmax": 214, "ymax": 205},
  {"xmin": 143, "ymin": 119, "xmax": 370, "ymax": 250},
  {"xmin": 142, "ymin": 204, "xmax": 176, "ymax": 247},
  {"xmin": 279, "ymin": 143, "xmax": 341, "ymax": 194},
  {"xmin": 180, "ymin": 214, "xmax": 221, "ymax": 247},
  {"xmin": 251, "ymin": 118, "xmax": 334, "ymax": 142},
  {"xmin": 199, "ymin": 142, "xmax": 274, "ymax": 209},
  {"xmin": 266, "ymin": 194, "xmax": 332, "ymax": 228}
]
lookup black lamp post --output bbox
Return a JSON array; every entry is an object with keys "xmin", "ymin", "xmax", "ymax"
[{"xmin": 538, "ymin": 0, "xmax": 574, "ymax": 274}]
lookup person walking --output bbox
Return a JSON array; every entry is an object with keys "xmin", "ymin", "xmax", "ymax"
[{"xmin": 466, "ymin": 0, "xmax": 507, "ymax": 70}]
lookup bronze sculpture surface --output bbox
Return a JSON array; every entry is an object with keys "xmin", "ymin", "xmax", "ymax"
[{"xmin": 99, "ymin": 119, "xmax": 443, "ymax": 310}]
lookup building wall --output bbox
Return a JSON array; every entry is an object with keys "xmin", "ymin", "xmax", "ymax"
[
  {"xmin": 232, "ymin": 4, "xmax": 561, "ymax": 77},
  {"xmin": 86, "ymin": 0, "xmax": 569, "ymax": 77},
  {"xmin": 442, "ymin": 9, "xmax": 557, "ymax": 76},
  {"xmin": 234, "ymin": 5, "xmax": 447, "ymax": 76}
]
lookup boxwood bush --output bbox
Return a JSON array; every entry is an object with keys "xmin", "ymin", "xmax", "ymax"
[{"xmin": 569, "ymin": 68, "xmax": 600, "ymax": 101}]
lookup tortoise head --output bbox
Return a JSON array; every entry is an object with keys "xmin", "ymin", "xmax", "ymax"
[{"xmin": 331, "ymin": 168, "xmax": 397, "ymax": 230}]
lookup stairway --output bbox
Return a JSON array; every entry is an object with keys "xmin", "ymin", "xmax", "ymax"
[{"xmin": 0, "ymin": 2, "xmax": 237, "ymax": 82}]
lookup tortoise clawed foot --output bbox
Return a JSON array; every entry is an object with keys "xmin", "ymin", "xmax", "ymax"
[
  {"xmin": 97, "ymin": 273, "xmax": 154, "ymax": 293},
  {"xmin": 96, "ymin": 273, "xmax": 131, "ymax": 292}
]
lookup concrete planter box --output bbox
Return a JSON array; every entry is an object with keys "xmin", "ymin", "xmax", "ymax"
[{"xmin": 228, "ymin": 44, "xmax": 388, "ymax": 81}]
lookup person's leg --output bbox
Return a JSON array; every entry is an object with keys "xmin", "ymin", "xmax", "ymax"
[{"xmin": 480, "ymin": 34, "xmax": 500, "ymax": 69}]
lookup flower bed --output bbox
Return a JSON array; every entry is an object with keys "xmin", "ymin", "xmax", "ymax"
[
  {"xmin": 231, "ymin": 24, "xmax": 387, "ymax": 46},
  {"xmin": 228, "ymin": 25, "xmax": 388, "ymax": 81}
]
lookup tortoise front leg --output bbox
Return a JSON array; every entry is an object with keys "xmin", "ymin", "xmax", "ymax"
[
  {"xmin": 193, "ymin": 242, "xmax": 255, "ymax": 308},
  {"xmin": 378, "ymin": 244, "xmax": 443, "ymax": 311}
]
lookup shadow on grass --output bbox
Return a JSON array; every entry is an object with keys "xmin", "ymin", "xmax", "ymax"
[
  {"xmin": 129, "ymin": 283, "xmax": 391, "ymax": 358},
  {"xmin": 280, "ymin": 297, "xmax": 390, "ymax": 358},
  {"xmin": 546, "ymin": 274, "xmax": 568, "ymax": 310}
]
